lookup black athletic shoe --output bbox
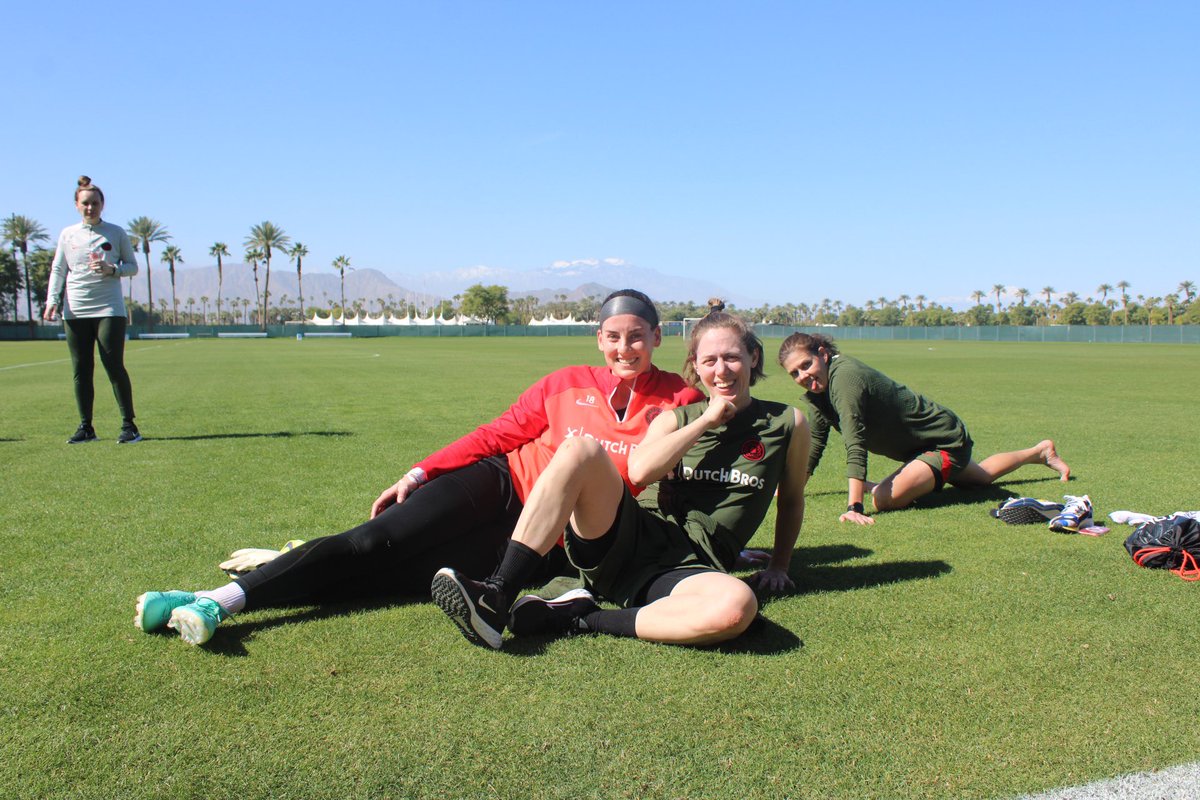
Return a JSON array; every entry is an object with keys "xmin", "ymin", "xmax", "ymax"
[
  {"xmin": 67, "ymin": 424, "xmax": 97, "ymax": 444},
  {"xmin": 117, "ymin": 424, "xmax": 142, "ymax": 445},
  {"xmin": 509, "ymin": 588, "xmax": 599, "ymax": 638},
  {"xmin": 989, "ymin": 497, "xmax": 1063, "ymax": 525},
  {"xmin": 430, "ymin": 568, "xmax": 507, "ymax": 649}
]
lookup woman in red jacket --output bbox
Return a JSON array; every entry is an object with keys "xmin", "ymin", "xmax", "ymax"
[{"xmin": 136, "ymin": 290, "xmax": 704, "ymax": 646}]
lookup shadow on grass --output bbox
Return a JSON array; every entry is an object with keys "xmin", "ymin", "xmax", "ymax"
[
  {"xmin": 716, "ymin": 615, "xmax": 803, "ymax": 655},
  {"xmin": 202, "ymin": 596, "xmax": 414, "ymax": 657},
  {"xmin": 500, "ymin": 614, "xmax": 805, "ymax": 658},
  {"xmin": 791, "ymin": 559, "xmax": 953, "ymax": 596},
  {"xmin": 151, "ymin": 430, "xmax": 353, "ymax": 442},
  {"xmin": 910, "ymin": 476, "xmax": 1073, "ymax": 511}
]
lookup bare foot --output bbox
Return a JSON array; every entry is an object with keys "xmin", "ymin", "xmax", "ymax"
[{"xmin": 1039, "ymin": 440, "xmax": 1071, "ymax": 482}]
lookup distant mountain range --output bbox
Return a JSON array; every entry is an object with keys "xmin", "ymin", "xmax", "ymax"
[
  {"xmin": 392, "ymin": 258, "xmax": 760, "ymax": 307},
  {"xmin": 118, "ymin": 257, "xmax": 759, "ymax": 311}
]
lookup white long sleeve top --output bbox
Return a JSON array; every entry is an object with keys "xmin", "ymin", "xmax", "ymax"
[{"xmin": 46, "ymin": 219, "xmax": 139, "ymax": 319}]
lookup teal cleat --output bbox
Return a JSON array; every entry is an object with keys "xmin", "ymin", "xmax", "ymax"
[
  {"xmin": 167, "ymin": 598, "xmax": 230, "ymax": 645},
  {"xmin": 135, "ymin": 591, "xmax": 197, "ymax": 632}
]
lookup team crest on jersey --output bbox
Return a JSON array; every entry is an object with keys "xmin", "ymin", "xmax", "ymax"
[
  {"xmin": 740, "ymin": 438, "xmax": 765, "ymax": 461},
  {"xmin": 645, "ymin": 407, "xmax": 662, "ymax": 423}
]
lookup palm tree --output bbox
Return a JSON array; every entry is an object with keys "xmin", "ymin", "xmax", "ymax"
[
  {"xmin": 1037, "ymin": 287, "xmax": 1054, "ymax": 324},
  {"xmin": 991, "ymin": 284, "xmax": 1005, "ymax": 312},
  {"xmin": 245, "ymin": 248, "xmax": 263, "ymax": 325},
  {"xmin": 1096, "ymin": 283, "xmax": 1113, "ymax": 304},
  {"xmin": 914, "ymin": 294, "xmax": 927, "ymax": 312},
  {"xmin": 1116, "ymin": 281, "xmax": 1131, "ymax": 325},
  {"xmin": 209, "ymin": 242, "xmax": 230, "ymax": 326},
  {"xmin": 186, "ymin": 296, "xmax": 196, "ymax": 323},
  {"xmin": 290, "ymin": 242, "xmax": 309, "ymax": 324},
  {"xmin": 245, "ymin": 222, "xmax": 291, "ymax": 331},
  {"xmin": 127, "ymin": 217, "xmax": 171, "ymax": 330},
  {"xmin": 200, "ymin": 295, "xmax": 209, "ymax": 324},
  {"xmin": 332, "ymin": 255, "xmax": 351, "ymax": 320},
  {"xmin": 1179, "ymin": 281, "xmax": 1196, "ymax": 303},
  {"xmin": 161, "ymin": 245, "xmax": 183, "ymax": 324},
  {"xmin": 2, "ymin": 214, "xmax": 49, "ymax": 333},
  {"xmin": 240, "ymin": 297, "xmax": 251, "ymax": 325},
  {"xmin": 1063, "ymin": 292, "xmax": 1080, "ymax": 305},
  {"xmin": 1015, "ymin": 288, "xmax": 1029, "ymax": 306},
  {"xmin": 970, "ymin": 290, "xmax": 985, "ymax": 307},
  {"xmin": 1164, "ymin": 294, "xmax": 1177, "ymax": 324}
]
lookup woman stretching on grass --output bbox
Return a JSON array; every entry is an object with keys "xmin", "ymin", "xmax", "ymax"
[
  {"xmin": 777, "ymin": 332, "xmax": 1070, "ymax": 526},
  {"xmin": 135, "ymin": 290, "xmax": 704, "ymax": 645},
  {"xmin": 431, "ymin": 312, "xmax": 810, "ymax": 649}
]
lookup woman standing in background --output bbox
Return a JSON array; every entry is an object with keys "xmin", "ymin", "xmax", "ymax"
[{"xmin": 44, "ymin": 176, "xmax": 142, "ymax": 444}]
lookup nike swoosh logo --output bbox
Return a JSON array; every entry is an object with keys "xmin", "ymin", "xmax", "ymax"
[
  {"xmin": 576, "ymin": 399, "xmax": 594, "ymax": 406},
  {"xmin": 478, "ymin": 596, "xmax": 497, "ymax": 613}
]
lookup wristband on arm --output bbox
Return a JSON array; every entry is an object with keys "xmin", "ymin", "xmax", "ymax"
[
  {"xmin": 847, "ymin": 502, "xmax": 864, "ymax": 514},
  {"xmin": 404, "ymin": 467, "xmax": 427, "ymax": 486}
]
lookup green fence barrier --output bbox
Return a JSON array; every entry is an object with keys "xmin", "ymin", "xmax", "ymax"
[{"xmin": 4, "ymin": 322, "xmax": 1200, "ymax": 343}]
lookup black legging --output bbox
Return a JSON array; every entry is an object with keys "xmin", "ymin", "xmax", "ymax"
[
  {"xmin": 64, "ymin": 316, "xmax": 134, "ymax": 425},
  {"xmin": 235, "ymin": 456, "xmax": 569, "ymax": 608}
]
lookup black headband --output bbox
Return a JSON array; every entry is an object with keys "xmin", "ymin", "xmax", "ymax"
[{"xmin": 598, "ymin": 295, "xmax": 658, "ymax": 326}]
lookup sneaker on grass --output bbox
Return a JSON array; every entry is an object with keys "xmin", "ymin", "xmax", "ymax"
[
  {"xmin": 509, "ymin": 588, "xmax": 599, "ymax": 638},
  {"xmin": 167, "ymin": 598, "xmax": 229, "ymax": 645},
  {"xmin": 430, "ymin": 567, "xmax": 507, "ymax": 649},
  {"xmin": 990, "ymin": 497, "xmax": 1065, "ymax": 525},
  {"xmin": 117, "ymin": 424, "xmax": 142, "ymax": 444},
  {"xmin": 135, "ymin": 591, "xmax": 198, "ymax": 632},
  {"xmin": 67, "ymin": 424, "xmax": 97, "ymax": 444},
  {"xmin": 1049, "ymin": 494, "xmax": 1094, "ymax": 533}
]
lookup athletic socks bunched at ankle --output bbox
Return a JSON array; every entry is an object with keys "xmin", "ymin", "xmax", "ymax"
[
  {"xmin": 579, "ymin": 607, "xmax": 640, "ymax": 638},
  {"xmin": 196, "ymin": 583, "xmax": 247, "ymax": 615}
]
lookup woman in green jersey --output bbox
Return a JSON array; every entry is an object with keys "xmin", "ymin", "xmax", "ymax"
[
  {"xmin": 431, "ymin": 312, "xmax": 811, "ymax": 649},
  {"xmin": 778, "ymin": 332, "xmax": 1070, "ymax": 526}
]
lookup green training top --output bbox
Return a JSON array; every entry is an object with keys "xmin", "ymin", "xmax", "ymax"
[
  {"xmin": 644, "ymin": 398, "xmax": 795, "ymax": 570},
  {"xmin": 804, "ymin": 354, "xmax": 969, "ymax": 481}
]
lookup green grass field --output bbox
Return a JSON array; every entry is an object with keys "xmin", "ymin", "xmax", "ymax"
[{"xmin": 2, "ymin": 336, "xmax": 1198, "ymax": 800}]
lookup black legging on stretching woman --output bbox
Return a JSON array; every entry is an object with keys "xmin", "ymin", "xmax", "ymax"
[
  {"xmin": 234, "ymin": 456, "xmax": 570, "ymax": 608},
  {"xmin": 64, "ymin": 316, "xmax": 135, "ymax": 425}
]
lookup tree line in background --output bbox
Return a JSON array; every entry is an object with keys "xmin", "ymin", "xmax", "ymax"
[{"xmin": 3, "ymin": 212, "xmax": 1199, "ymax": 330}]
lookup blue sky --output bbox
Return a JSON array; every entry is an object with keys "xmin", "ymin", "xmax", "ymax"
[{"xmin": 4, "ymin": 1, "xmax": 1197, "ymax": 308}]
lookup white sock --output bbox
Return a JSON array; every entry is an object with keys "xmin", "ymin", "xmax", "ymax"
[{"xmin": 196, "ymin": 583, "xmax": 247, "ymax": 614}]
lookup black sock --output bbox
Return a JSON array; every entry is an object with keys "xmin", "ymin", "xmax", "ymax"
[
  {"xmin": 490, "ymin": 540, "xmax": 544, "ymax": 597},
  {"xmin": 580, "ymin": 607, "xmax": 640, "ymax": 638}
]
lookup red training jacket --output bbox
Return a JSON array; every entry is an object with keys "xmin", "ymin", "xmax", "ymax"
[{"xmin": 415, "ymin": 365, "xmax": 703, "ymax": 502}]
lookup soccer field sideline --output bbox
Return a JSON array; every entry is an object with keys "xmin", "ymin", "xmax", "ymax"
[{"xmin": 1013, "ymin": 761, "xmax": 1200, "ymax": 799}]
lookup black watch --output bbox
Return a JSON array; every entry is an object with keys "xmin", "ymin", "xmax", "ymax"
[{"xmin": 847, "ymin": 502, "xmax": 865, "ymax": 514}]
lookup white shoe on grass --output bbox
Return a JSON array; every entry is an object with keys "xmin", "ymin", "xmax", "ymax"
[{"xmin": 167, "ymin": 598, "xmax": 230, "ymax": 645}]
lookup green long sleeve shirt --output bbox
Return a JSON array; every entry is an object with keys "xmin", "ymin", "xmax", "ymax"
[{"xmin": 804, "ymin": 355, "xmax": 970, "ymax": 480}]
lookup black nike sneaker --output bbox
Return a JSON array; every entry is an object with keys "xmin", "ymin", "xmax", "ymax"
[
  {"xmin": 117, "ymin": 424, "xmax": 142, "ymax": 444},
  {"xmin": 67, "ymin": 424, "xmax": 98, "ymax": 444},
  {"xmin": 431, "ymin": 568, "xmax": 507, "ymax": 649},
  {"xmin": 509, "ymin": 588, "xmax": 599, "ymax": 638}
]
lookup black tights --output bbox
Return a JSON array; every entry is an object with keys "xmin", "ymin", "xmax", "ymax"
[
  {"xmin": 235, "ymin": 457, "xmax": 568, "ymax": 608},
  {"xmin": 64, "ymin": 316, "xmax": 134, "ymax": 425}
]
